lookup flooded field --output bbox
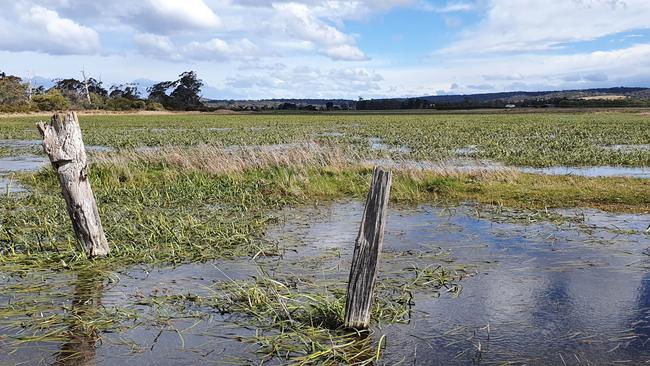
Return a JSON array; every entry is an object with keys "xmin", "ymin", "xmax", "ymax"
[
  {"xmin": 2, "ymin": 201, "xmax": 649, "ymax": 365},
  {"xmin": 1, "ymin": 111, "xmax": 649, "ymax": 365}
]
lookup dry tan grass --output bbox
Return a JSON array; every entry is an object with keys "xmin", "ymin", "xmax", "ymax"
[
  {"xmin": 94, "ymin": 142, "xmax": 352, "ymax": 173},
  {"xmin": 580, "ymin": 95, "xmax": 627, "ymax": 101},
  {"xmin": 94, "ymin": 141, "xmax": 521, "ymax": 180}
]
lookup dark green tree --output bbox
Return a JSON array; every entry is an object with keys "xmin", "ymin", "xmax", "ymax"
[
  {"xmin": 169, "ymin": 71, "xmax": 203, "ymax": 110},
  {"xmin": 110, "ymin": 83, "xmax": 140, "ymax": 100},
  {"xmin": 53, "ymin": 78, "xmax": 85, "ymax": 104},
  {"xmin": 0, "ymin": 72, "xmax": 28, "ymax": 107},
  {"xmin": 87, "ymin": 78, "xmax": 108, "ymax": 97},
  {"xmin": 147, "ymin": 71, "xmax": 203, "ymax": 110}
]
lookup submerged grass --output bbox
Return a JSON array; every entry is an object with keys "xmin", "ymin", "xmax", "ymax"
[{"xmin": 136, "ymin": 262, "xmax": 466, "ymax": 365}]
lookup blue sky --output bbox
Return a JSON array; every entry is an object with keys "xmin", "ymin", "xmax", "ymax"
[{"xmin": 1, "ymin": 0, "xmax": 649, "ymax": 99}]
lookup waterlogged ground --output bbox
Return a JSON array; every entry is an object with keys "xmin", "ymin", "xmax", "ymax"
[
  {"xmin": 1, "ymin": 111, "xmax": 650, "ymax": 168},
  {"xmin": 1, "ymin": 111, "xmax": 650, "ymax": 365},
  {"xmin": 2, "ymin": 201, "xmax": 649, "ymax": 365}
]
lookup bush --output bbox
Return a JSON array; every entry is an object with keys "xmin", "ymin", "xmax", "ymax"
[
  {"xmin": 0, "ymin": 103, "xmax": 34, "ymax": 113},
  {"xmin": 32, "ymin": 90, "xmax": 70, "ymax": 111},
  {"xmin": 89, "ymin": 92, "xmax": 106, "ymax": 109},
  {"xmin": 145, "ymin": 102, "xmax": 165, "ymax": 111},
  {"xmin": 106, "ymin": 97, "xmax": 146, "ymax": 111}
]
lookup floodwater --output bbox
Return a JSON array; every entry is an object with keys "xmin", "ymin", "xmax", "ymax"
[
  {"xmin": 0, "ymin": 155, "xmax": 48, "ymax": 173},
  {"xmin": 368, "ymin": 157, "xmax": 650, "ymax": 179},
  {"xmin": 521, "ymin": 165, "xmax": 650, "ymax": 179},
  {"xmin": 453, "ymin": 145, "xmax": 481, "ymax": 156},
  {"xmin": 0, "ymin": 139, "xmax": 113, "ymax": 153},
  {"xmin": 267, "ymin": 202, "xmax": 650, "ymax": 365},
  {"xmin": 0, "ymin": 155, "xmax": 48, "ymax": 195},
  {"xmin": 2, "ymin": 201, "xmax": 649, "ymax": 365},
  {"xmin": 0, "ymin": 176, "xmax": 27, "ymax": 194},
  {"xmin": 0, "ymin": 152, "xmax": 44, "ymax": 195},
  {"xmin": 369, "ymin": 137, "xmax": 412, "ymax": 154},
  {"xmin": 605, "ymin": 144, "xmax": 650, "ymax": 153}
]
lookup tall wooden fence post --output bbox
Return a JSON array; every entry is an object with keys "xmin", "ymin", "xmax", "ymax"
[
  {"xmin": 344, "ymin": 166, "xmax": 392, "ymax": 329},
  {"xmin": 37, "ymin": 111, "xmax": 110, "ymax": 257}
]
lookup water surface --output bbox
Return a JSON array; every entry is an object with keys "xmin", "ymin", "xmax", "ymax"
[
  {"xmin": 2, "ymin": 202, "xmax": 650, "ymax": 365},
  {"xmin": 521, "ymin": 165, "xmax": 650, "ymax": 179}
]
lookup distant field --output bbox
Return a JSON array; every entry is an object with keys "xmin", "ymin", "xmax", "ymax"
[
  {"xmin": 581, "ymin": 95, "xmax": 628, "ymax": 100},
  {"xmin": 2, "ymin": 110, "xmax": 649, "ymax": 167}
]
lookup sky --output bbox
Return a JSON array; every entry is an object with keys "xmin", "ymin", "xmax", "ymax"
[{"xmin": 1, "ymin": 0, "xmax": 650, "ymax": 99}]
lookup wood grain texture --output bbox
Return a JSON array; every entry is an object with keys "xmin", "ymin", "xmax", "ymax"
[
  {"xmin": 344, "ymin": 166, "xmax": 392, "ymax": 329},
  {"xmin": 37, "ymin": 111, "xmax": 109, "ymax": 257}
]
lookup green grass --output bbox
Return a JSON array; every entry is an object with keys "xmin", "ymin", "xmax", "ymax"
[
  {"xmin": 3, "ymin": 161, "xmax": 647, "ymax": 275},
  {"xmin": 1, "ymin": 111, "xmax": 649, "ymax": 167}
]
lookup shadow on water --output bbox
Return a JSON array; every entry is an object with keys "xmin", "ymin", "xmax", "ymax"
[{"xmin": 52, "ymin": 271, "xmax": 104, "ymax": 366}]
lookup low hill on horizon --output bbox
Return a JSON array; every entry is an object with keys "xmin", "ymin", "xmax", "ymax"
[{"xmin": 205, "ymin": 87, "xmax": 650, "ymax": 110}]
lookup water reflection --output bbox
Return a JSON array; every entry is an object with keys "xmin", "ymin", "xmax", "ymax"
[
  {"xmin": 521, "ymin": 165, "xmax": 650, "ymax": 178},
  {"xmin": 267, "ymin": 202, "xmax": 650, "ymax": 364},
  {"xmin": 52, "ymin": 271, "xmax": 104, "ymax": 366},
  {"xmin": 3, "ymin": 201, "xmax": 649, "ymax": 365}
]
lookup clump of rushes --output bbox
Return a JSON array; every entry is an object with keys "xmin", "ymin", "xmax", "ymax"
[{"xmin": 142, "ymin": 264, "xmax": 465, "ymax": 365}]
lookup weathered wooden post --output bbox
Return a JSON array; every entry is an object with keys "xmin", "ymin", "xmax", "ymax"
[
  {"xmin": 344, "ymin": 166, "xmax": 392, "ymax": 329},
  {"xmin": 37, "ymin": 111, "xmax": 110, "ymax": 257}
]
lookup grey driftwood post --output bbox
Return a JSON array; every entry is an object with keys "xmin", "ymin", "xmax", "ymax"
[
  {"xmin": 37, "ymin": 111, "xmax": 110, "ymax": 257},
  {"xmin": 344, "ymin": 166, "xmax": 392, "ymax": 329}
]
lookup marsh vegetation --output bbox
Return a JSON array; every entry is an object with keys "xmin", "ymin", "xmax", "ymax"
[{"xmin": 0, "ymin": 110, "xmax": 649, "ymax": 365}]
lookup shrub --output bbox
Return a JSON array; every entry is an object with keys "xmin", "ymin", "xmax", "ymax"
[
  {"xmin": 106, "ymin": 98, "xmax": 146, "ymax": 111},
  {"xmin": 145, "ymin": 102, "xmax": 165, "ymax": 111},
  {"xmin": 32, "ymin": 90, "xmax": 70, "ymax": 111}
]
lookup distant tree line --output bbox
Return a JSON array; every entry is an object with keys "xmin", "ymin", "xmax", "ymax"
[
  {"xmin": 2, "ymin": 69, "xmax": 649, "ymax": 113},
  {"xmin": 355, "ymin": 96, "xmax": 650, "ymax": 110},
  {"xmin": 0, "ymin": 70, "xmax": 205, "ymax": 113}
]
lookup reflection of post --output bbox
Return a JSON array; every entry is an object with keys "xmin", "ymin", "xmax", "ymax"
[
  {"xmin": 37, "ymin": 112, "xmax": 110, "ymax": 257},
  {"xmin": 344, "ymin": 167, "xmax": 392, "ymax": 329},
  {"xmin": 53, "ymin": 271, "xmax": 104, "ymax": 366}
]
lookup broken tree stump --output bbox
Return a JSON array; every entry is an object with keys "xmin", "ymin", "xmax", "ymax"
[
  {"xmin": 344, "ymin": 166, "xmax": 392, "ymax": 329},
  {"xmin": 37, "ymin": 111, "xmax": 109, "ymax": 257}
]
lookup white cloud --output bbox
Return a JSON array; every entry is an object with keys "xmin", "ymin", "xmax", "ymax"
[
  {"xmin": 137, "ymin": 0, "xmax": 221, "ymax": 33},
  {"xmin": 133, "ymin": 33, "xmax": 259, "ymax": 62},
  {"xmin": 183, "ymin": 38, "xmax": 258, "ymax": 61},
  {"xmin": 2, "ymin": 0, "xmax": 649, "ymax": 99},
  {"xmin": 443, "ymin": 0, "xmax": 650, "ymax": 54},
  {"xmin": 383, "ymin": 43, "xmax": 650, "ymax": 95},
  {"xmin": 0, "ymin": 5, "xmax": 99, "ymax": 55},
  {"xmin": 271, "ymin": 2, "xmax": 367, "ymax": 61},
  {"xmin": 224, "ymin": 66, "xmax": 384, "ymax": 98},
  {"xmin": 428, "ymin": 1, "xmax": 477, "ymax": 13},
  {"xmin": 321, "ymin": 44, "xmax": 368, "ymax": 61},
  {"xmin": 133, "ymin": 33, "xmax": 181, "ymax": 60}
]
